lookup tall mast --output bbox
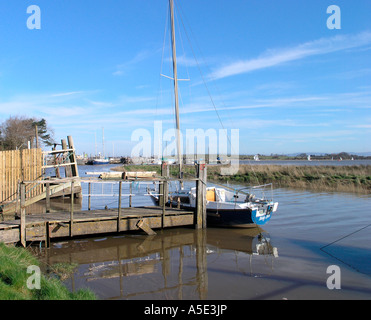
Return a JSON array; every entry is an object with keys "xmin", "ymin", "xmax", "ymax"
[
  {"xmin": 102, "ymin": 127, "xmax": 105, "ymax": 158},
  {"xmin": 169, "ymin": 0, "xmax": 183, "ymax": 178}
]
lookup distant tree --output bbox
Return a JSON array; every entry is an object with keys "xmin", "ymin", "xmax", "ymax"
[
  {"xmin": 0, "ymin": 116, "xmax": 55, "ymax": 151},
  {"xmin": 32, "ymin": 118, "xmax": 55, "ymax": 148},
  {"xmin": 338, "ymin": 152, "xmax": 350, "ymax": 159}
]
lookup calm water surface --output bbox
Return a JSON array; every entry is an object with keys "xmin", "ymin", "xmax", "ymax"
[{"xmin": 33, "ymin": 164, "xmax": 371, "ymax": 300}]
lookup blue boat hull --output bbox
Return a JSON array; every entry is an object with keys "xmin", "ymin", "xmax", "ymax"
[
  {"xmin": 149, "ymin": 193, "xmax": 275, "ymax": 228},
  {"xmin": 206, "ymin": 208, "xmax": 272, "ymax": 228},
  {"xmin": 92, "ymin": 160, "xmax": 110, "ymax": 165}
]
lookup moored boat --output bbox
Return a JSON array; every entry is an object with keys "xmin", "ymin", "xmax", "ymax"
[
  {"xmin": 149, "ymin": 184, "xmax": 278, "ymax": 227},
  {"xmin": 91, "ymin": 158, "xmax": 110, "ymax": 165},
  {"xmin": 147, "ymin": 0, "xmax": 279, "ymax": 228}
]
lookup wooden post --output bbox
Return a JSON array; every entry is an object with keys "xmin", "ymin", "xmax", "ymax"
[
  {"xmin": 70, "ymin": 180, "xmax": 74, "ymax": 237},
  {"xmin": 162, "ymin": 179, "xmax": 168, "ymax": 228},
  {"xmin": 45, "ymin": 221, "xmax": 50, "ymax": 248},
  {"xmin": 52, "ymin": 145, "xmax": 60, "ymax": 178},
  {"xmin": 15, "ymin": 181, "xmax": 20, "ymax": 218},
  {"xmin": 35, "ymin": 125, "xmax": 39, "ymax": 149},
  {"xmin": 20, "ymin": 182, "xmax": 26, "ymax": 247},
  {"xmin": 67, "ymin": 136, "xmax": 79, "ymax": 178},
  {"xmin": 45, "ymin": 183, "xmax": 50, "ymax": 213},
  {"xmin": 159, "ymin": 161, "xmax": 169, "ymax": 208},
  {"xmin": 118, "ymin": 181, "xmax": 122, "ymax": 232},
  {"xmin": 129, "ymin": 182, "xmax": 132, "ymax": 208},
  {"xmin": 61, "ymin": 139, "xmax": 72, "ymax": 178},
  {"xmin": 195, "ymin": 161, "xmax": 207, "ymax": 229},
  {"xmin": 88, "ymin": 182, "xmax": 91, "ymax": 210}
]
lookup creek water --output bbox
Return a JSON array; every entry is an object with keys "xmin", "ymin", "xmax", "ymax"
[{"xmin": 32, "ymin": 164, "xmax": 371, "ymax": 300}]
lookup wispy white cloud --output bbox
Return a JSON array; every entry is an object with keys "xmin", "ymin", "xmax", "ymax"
[
  {"xmin": 0, "ymin": 91, "xmax": 93, "ymax": 116},
  {"xmin": 348, "ymin": 124, "xmax": 371, "ymax": 129},
  {"xmin": 49, "ymin": 91, "xmax": 86, "ymax": 98},
  {"xmin": 209, "ymin": 31, "xmax": 371, "ymax": 80},
  {"xmin": 113, "ymin": 49, "xmax": 160, "ymax": 76}
]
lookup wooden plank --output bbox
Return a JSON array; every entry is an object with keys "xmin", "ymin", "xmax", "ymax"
[
  {"xmin": 99, "ymin": 172, "xmax": 124, "ymax": 179},
  {"xmin": 43, "ymin": 148, "xmax": 74, "ymax": 155},
  {"xmin": 137, "ymin": 219, "xmax": 157, "ymax": 235},
  {"xmin": 20, "ymin": 183, "xmax": 26, "ymax": 247},
  {"xmin": 123, "ymin": 172, "xmax": 157, "ymax": 179},
  {"xmin": 10, "ymin": 150, "xmax": 13, "ymax": 201},
  {"xmin": 0, "ymin": 227, "xmax": 20, "ymax": 244}
]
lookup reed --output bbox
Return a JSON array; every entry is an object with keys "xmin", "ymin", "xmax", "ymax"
[
  {"xmin": 116, "ymin": 164, "xmax": 371, "ymax": 194},
  {"xmin": 215, "ymin": 164, "xmax": 371, "ymax": 194}
]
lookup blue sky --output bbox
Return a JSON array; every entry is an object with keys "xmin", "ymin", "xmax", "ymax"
[{"xmin": 0, "ymin": 0, "xmax": 370, "ymax": 156}]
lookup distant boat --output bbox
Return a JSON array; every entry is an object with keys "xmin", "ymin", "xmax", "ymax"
[
  {"xmin": 254, "ymin": 154, "xmax": 260, "ymax": 161},
  {"xmin": 91, "ymin": 128, "xmax": 109, "ymax": 165},
  {"xmin": 307, "ymin": 155, "xmax": 311, "ymax": 161},
  {"xmin": 92, "ymin": 157, "xmax": 109, "ymax": 165}
]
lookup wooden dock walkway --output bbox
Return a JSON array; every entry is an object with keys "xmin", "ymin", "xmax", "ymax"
[
  {"xmin": 0, "ymin": 206, "xmax": 195, "ymax": 245},
  {"xmin": 0, "ymin": 160, "xmax": 208, "ymax": 247}
]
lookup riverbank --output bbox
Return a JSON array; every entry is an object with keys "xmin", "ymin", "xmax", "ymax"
[
  {"xmin": 113, "ymin": 164, "xmax": 371, "ymax": 194},
  {"xmin": 0, "ymin": 243, "xmax": 96, "ymax": 300}
]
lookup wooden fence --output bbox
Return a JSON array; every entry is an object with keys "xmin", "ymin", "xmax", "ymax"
[{"xmin": 0, "ymin": 148, "xmax": 43, "ymax": 203}]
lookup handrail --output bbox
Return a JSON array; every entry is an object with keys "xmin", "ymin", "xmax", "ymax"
[{"xmin": 42, "ymin": 148, "xmax": 74, "ymax": 155}]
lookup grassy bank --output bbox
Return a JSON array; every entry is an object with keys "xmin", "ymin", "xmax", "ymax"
[
  {"xmin": 0, "ymin": 243, "xmax": 96, "ymax": 300},
  {"xmin": 218, "ymin": 164, "xmax": 371, "ymax": 193},
  {"xmin": 114, "ymin": 164, "xmax": 371, "ymax": 193}
]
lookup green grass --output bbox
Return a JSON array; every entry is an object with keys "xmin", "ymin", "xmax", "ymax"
[{"xmin": 0, "ymin": 243, "xmax": 96, "ymax": 300}]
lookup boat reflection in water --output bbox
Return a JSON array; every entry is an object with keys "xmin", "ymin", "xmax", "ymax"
[{"xmin": 35, "ymin": 227, "xmax": 278, "ymax": 300}]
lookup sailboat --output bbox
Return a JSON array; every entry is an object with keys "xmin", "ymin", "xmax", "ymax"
[
  {"xmin": 92, "ymin": 128, "xmax": 109, "ymax": 165},
  {"xmin": 148, "ymin": 0, "xmax": 278, "ymax": 227},
  {"xmin": 92, "ymin": 157, "xmax": 110, "ymax": 165}
]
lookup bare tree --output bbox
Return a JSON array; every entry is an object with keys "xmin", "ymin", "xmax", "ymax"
[{"xmin": 0, "ymin": 116, "xmax": 55, "ymax": 150}]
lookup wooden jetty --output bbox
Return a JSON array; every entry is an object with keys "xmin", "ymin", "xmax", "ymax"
[
  {"xmin": 0, "ymin": 161, "xmax": 208, "ymax": 247},
  {"xmin": 0, "ymin": 206, "xmax": 195, "ymax": 246}
]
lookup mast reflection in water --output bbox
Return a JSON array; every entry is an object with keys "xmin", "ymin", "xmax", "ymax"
[{"xmin": 34, "ymin": 227, "xmax": 277, "ymax": 300}]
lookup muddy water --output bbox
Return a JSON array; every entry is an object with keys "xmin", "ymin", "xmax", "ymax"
[{"xmin": 33, "ymin": 184, "xmax": 371, "ymax": 300}]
